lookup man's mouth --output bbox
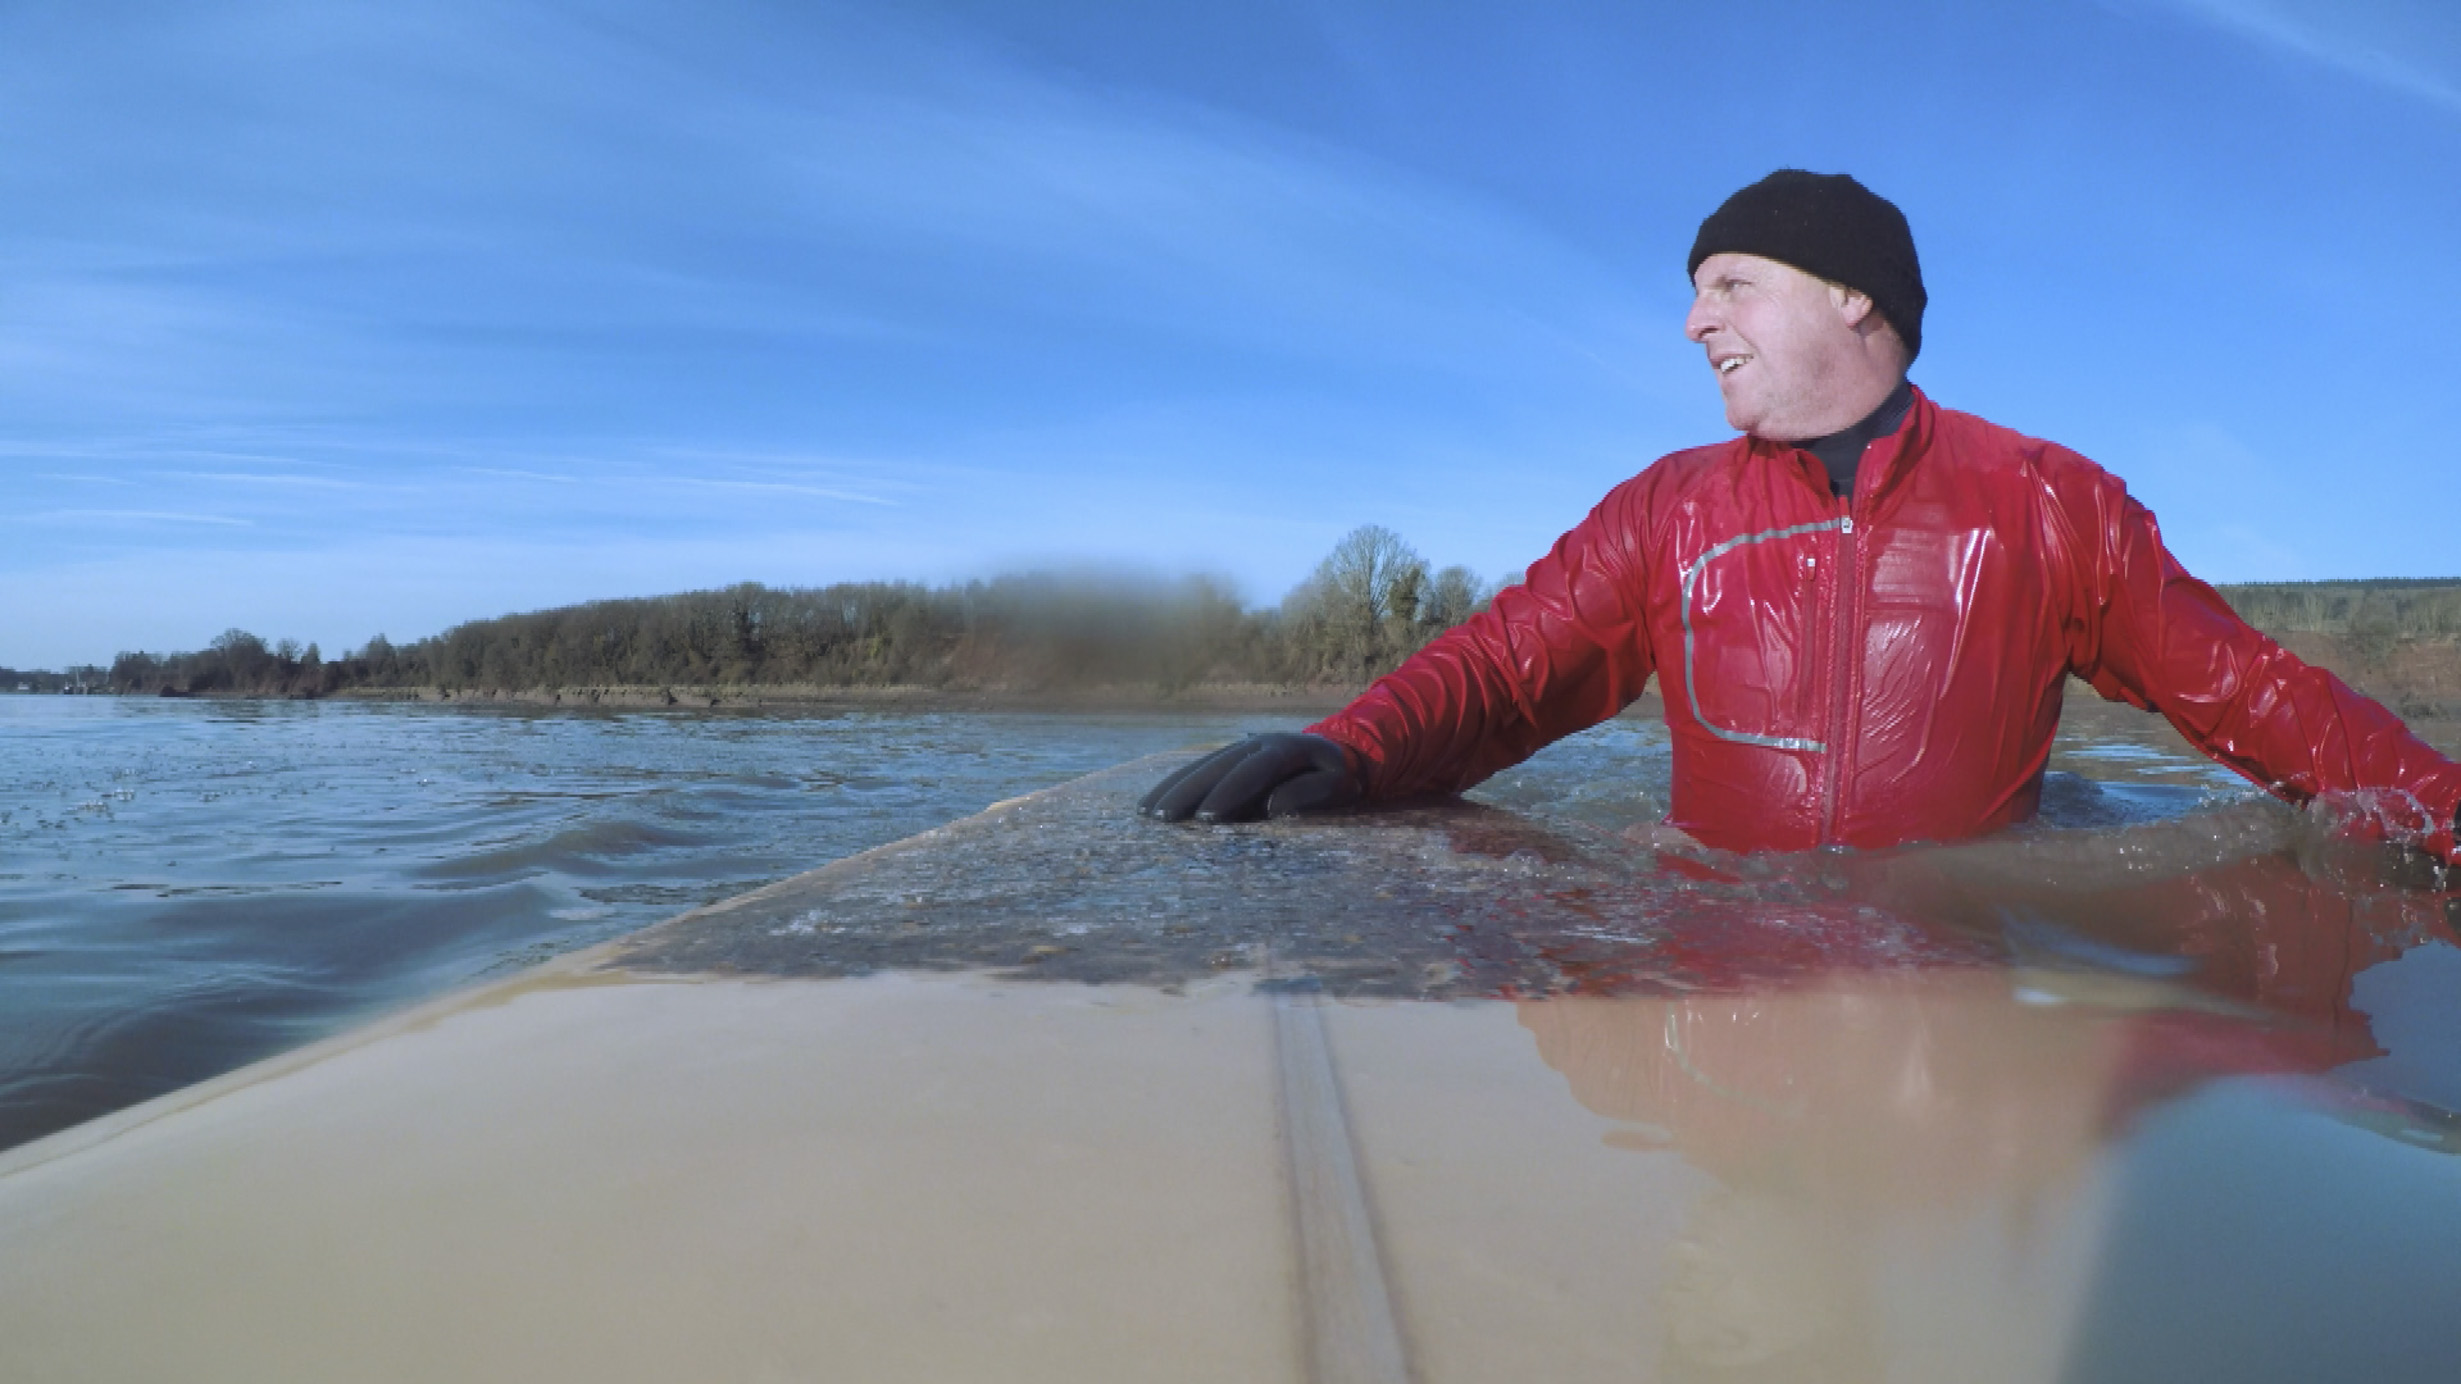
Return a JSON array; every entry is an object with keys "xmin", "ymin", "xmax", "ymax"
[{"xmin": 1715, "ymin": 354, "xmax": 1750, "ymax": 377}]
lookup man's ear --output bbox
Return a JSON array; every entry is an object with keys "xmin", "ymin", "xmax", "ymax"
[{"xmin": 1829, "ymin": 283, "xmax": 1877, "ymax": 331}]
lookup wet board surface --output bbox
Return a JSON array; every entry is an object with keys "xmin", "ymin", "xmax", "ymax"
[
  {"xmin": 6, "ymin": 753, "xmax": 2461, "ymax": 1382},
  {"xmin": 602, "ymin": 755, "xmax": 1989, "ymax": 996}
]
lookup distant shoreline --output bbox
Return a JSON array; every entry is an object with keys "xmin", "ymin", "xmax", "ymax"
[
  {"xmin": 7, "ymin": 677, "xmax": 1359, "ymax": 714},
  {"xmin": 26, "ymin": 631, "xmax": 2461, "ymax": 727},
  {"xmin": 10, "ymin": 681, "xmax": 1356, "ymax": 717},
  {"xmin": 325, "ymin": 681, "xmax": 1359, "ymax": 715}
]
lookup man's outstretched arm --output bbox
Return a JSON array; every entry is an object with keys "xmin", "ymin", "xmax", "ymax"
[
  {"xmin": 1306, "ymin": 480, "xmax": 1661, "ymax": 803},
  {"xmin": 2058, "ymin": 456, "xmax": 2461, "ymax": 862},
  {"xmin": 1141, "ymin": 477, "xmax": 1662, "ymax": 824}
]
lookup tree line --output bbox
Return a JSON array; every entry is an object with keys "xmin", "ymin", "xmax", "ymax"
[
  {"xmin": 82, "ymin": 540, "xmax": 2461, "ymax": 702},
  {"xmin": 101, "ymin": 525, "xmax": 1495, "ymax": 698},
  {"xmin": 2215, "ymin": 579, "xmax": 2461, "ymax": 675},
  {"xmin": 2208, "ymin": 580, "xmax": 2461, "ymax": 637}
]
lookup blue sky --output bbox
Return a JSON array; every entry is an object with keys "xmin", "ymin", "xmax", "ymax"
[{"xmin": 3, "ymin": 0, "xmax": 2458, "ymax": 668}]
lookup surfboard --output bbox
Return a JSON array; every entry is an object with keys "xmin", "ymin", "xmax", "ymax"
[{"xmin": 5, "ymin": 756, "xmax": 2456, "ymax": 1382}]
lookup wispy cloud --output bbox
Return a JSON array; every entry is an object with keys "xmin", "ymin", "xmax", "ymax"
[
  {"xmin": 0, "ymin": 0, "xmax": 1649, "ymax": 434},
  {"xmin": 160, "ymin": 471, "xmax": 363, "ymax": 489},
  {"xmin": 2131, "ymin": 0, "xmax": 2461, "ymax": 112},
  {"xmin": 19, "ymin": 510, "xmax": 254, "ymax": 527},
  {"xmin": 452, "ymin": 466, "xmax": 580, "ymax": 484},
  {"xmin": 661, "ymin": 477, "xmax": 894, "ymax": 506}
]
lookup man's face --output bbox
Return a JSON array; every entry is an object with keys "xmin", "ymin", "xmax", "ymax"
[{"xmin": 1684, "ymin": 252, "xmax": 1866, "ymax": 441}]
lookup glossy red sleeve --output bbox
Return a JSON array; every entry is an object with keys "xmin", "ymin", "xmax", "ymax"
[
  {"xmin": 2056, "ymin": 454, "xmax": 2461, "ymax": 863},
  {"xmin": 1306, "ymin": 479, "xmax": 1660, "ymax": 800}
]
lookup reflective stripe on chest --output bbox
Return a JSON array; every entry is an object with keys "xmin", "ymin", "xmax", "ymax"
[{"xmin": 1677, "ymin": 516, "xmax": 1848, "ymax": 753}]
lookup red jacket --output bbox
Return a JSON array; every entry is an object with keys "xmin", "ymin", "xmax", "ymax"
[{"xmin": 1310, "ymin": 387, "xmax": 2461, "ymax": 860}]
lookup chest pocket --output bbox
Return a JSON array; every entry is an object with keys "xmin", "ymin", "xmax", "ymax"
[{"xmin": 1678, "ymin": 519, "xmax": 1843, "ymax": 752}]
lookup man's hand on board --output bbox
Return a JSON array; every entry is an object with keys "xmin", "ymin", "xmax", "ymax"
[{"xmin": 1139, "ymin": 733, "xmax": 1361, "ymax": 824}]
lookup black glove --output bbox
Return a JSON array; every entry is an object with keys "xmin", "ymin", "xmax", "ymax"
[{"xmin": 1138, "ymin": 733, "xmax": 1363, "ymax": 823}]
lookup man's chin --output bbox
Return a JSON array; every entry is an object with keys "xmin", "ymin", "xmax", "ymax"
[
  {"xmin": 1717, "ymin": 386, "xmax": 1762, "ymax": 436},
  {"xmin": 1726, "ymin": 405, "xmax": 1809, "ymax": 443}
]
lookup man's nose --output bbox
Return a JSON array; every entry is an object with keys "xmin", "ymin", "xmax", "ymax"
[{"xmin": 1683, "ymin": 297, "xmax": 1718, "ymax": 343}]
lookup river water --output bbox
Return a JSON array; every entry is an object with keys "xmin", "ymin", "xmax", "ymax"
[
  {"xmin": 3, "ymin": 691, "xmax": 2456, "ymax": 1163},
  {"xmin": 0, "ymin": 696, "xmax": 1302, "ymax": 1152}
]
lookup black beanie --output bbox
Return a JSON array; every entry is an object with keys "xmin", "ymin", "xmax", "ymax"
[{"xmin": 1688, "ymin": 170, "xmax": 1926, "ymax": 361}]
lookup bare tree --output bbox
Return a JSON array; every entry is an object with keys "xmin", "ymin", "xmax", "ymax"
[
  {"xmin": 1285, "ymin": 525, "xmax": 1430, "ymax": 680},
  {"xmin": 1418, "ymin": 564, "xmax": 1489, "ymax": 635}
]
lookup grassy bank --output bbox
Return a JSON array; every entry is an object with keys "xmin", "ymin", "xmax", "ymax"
[{"xmin": 2210, "ymin": 579, "xmax": 2461, "ymax": 720}]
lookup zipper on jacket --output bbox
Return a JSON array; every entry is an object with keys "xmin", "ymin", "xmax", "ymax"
[{"xmin": 1819, "ymin": 507, "xmax": 1861, "ymax": 846}]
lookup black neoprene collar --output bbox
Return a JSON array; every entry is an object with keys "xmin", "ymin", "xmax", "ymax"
[{"xmin": 1803, "ymin": 378, "xmax": 1915, "ymax": 500}]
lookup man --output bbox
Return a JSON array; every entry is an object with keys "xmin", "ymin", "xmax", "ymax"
[{"xmin": 1142, "ymin": 170, "xmax": 2461, "ymax": 863}]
